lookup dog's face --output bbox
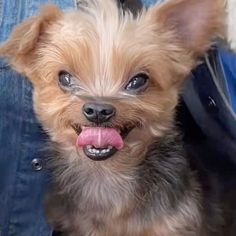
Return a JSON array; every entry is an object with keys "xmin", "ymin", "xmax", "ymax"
[{"xmin": 0, "ymin": 0, "xmax": 223, "ymax": 161}]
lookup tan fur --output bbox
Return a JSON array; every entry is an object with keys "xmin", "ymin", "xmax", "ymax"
[
  {"xmin": 0, "ymin": 0, "xmax": 225, "ymax": 235},
  {"xmin": 151, "ymin": 0, "xmax": 225, "ymax": 55}
]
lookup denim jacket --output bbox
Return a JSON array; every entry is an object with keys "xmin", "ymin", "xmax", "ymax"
[{"xmin": 0, "ymin": 1, "xmax": 76, "ymax": 236}]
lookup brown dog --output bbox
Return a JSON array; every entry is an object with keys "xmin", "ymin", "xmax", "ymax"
[{"xmin": 1, "ymin": 0, "xmax": 233, "ymax": 235}]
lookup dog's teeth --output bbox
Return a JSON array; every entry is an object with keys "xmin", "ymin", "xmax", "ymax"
[
  {"xmin": 91, "ymin": 148, "xmax": 96, "ymax": 153},
  {"xmin": 87, "ymin": 146, "xmax": 113, "ymax": 155}
]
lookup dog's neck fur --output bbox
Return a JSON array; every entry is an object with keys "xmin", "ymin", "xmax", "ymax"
[{"xmin": 47, "ymin": 132, "xmax": 201, "ymax": 235}]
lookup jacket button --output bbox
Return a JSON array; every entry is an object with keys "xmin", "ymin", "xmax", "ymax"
[
  {"xmin": 31, "ymin": 158, "xmax": 43, "ymax": 171},
  {"xmin": 207, "ymin": 96, "xmax": 218, "ymax": 113}
]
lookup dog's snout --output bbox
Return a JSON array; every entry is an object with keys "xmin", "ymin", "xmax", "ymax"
[{"xmin": 83, "ymin": 103, "xmax": 116, "ymax": 123}]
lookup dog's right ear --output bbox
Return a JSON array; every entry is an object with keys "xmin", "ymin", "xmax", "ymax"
[
  {"xmin": 148, "ymin": 0, "xmax": 224, "ymax": 56},
  {"xmin": 0, "ymin": 4, "xmax": 62, "ymax": 74}
]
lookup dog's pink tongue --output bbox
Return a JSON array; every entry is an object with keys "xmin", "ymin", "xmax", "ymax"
[{"xmin": 77, "ymin": 127, "xmax": 124, "ymax": 150}]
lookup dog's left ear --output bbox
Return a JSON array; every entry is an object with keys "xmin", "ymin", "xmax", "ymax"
[
  {"xmin": 0, "ymin": 4, "xmax": 62, "ymax": 74},
  {"xmin": 150, "ymin": 0, "xmax": 224, "ymax": 56}
]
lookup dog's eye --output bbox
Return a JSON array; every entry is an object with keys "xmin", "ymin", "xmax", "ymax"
[
  {"xmin": 125, "ymin": 73, "xmax": 149, "ymax": 92},
  {"xmin": 58, "ymin": 71, "xmax": 72, "ymax": 87}
]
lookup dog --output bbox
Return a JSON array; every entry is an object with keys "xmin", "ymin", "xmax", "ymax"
[{"xmin": 1, "ymin": 0, "xmax": 235, "ymax": 235}]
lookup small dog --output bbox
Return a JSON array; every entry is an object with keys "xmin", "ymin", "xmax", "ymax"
[{"xmin": 0, "ymin": 0, "xmax": 234, "ymax": 235}]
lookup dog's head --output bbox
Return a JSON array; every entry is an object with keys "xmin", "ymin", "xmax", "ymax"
[{"xmin": 0, "ymin": 0, "xmax": 223, "ymax": 161}]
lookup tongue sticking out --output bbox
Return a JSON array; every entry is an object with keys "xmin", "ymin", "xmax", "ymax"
[{"xmin": 76, "ymin": 127, "xmax": 124, "ymax": 150}]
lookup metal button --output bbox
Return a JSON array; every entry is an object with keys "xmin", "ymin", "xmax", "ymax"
[
  {"xmin": 207, "ymin": 96, "xmax": 218, "ymax": 113},
  {"xmin": 31, "ymin": 158, "xmax": 43, "ymax": 171}
]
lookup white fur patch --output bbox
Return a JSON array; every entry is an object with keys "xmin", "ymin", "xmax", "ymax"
[{"xmin": 226, "ymin": 0, "xmax": 236, "ymax": 51}]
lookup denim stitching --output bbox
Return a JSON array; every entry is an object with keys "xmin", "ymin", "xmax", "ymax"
[{"xmin": 0, "ymin": 65, "xmax": 10, "ymax": 70}]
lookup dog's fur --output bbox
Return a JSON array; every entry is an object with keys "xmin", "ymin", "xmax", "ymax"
[{"xmin": 0, "ymin": 0, "xmax": 235, "ymax": 235}]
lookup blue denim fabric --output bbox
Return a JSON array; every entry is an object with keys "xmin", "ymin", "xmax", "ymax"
[
  {"xmin": 219, "ymin": 48, "xmax": 236, "ymax": 113},
  {"xmin": 182, "ymin": 49, "xmax": 236, "ymax": 163},
  {"xmin": 0, "ymin": 1, "xmax": 76, "ymax": 236}
]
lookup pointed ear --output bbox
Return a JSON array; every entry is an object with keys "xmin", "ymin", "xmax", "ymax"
[
  {"xmin": 0, "ymin": 4, "xmax": 62, "ymax": 73},
  {"xmin": 150, "ymin": 0, "xmax": 224, "ymax": 55}
]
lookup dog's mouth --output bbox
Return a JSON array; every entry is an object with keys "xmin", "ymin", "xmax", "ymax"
[{"xmin": 72, "ymin": 124, "xmax": 135, "ymax": 161}]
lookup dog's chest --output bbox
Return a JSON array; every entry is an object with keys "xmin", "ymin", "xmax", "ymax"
[
  {"xmin": 73, "ymin": 213, "xmax": 175, "ymax": 236},
  {"xmin": 74, "ymin": 168, "xmax": 137, "ymax": 214},
  {"xmin": 54, "ymin": 151, "xmax": 138, "ymax": 212},
  {"xmin": 69, "ymin": 169, "xmax": 143, "ymax": 235}
]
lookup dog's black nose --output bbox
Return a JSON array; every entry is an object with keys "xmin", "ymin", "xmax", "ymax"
[{"xmin": 83, "ymin": 103, "xmax": 116, "ymax": 123}]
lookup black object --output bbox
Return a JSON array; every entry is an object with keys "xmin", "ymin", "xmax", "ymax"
[{"xmin": 83, "ymin": 103, "xmax": 116, "ymax": 123}]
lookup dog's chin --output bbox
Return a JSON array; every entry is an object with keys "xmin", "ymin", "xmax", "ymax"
[{"xmin": 72, "ymin": 123, "xmax": 135, "ymax": 161}]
